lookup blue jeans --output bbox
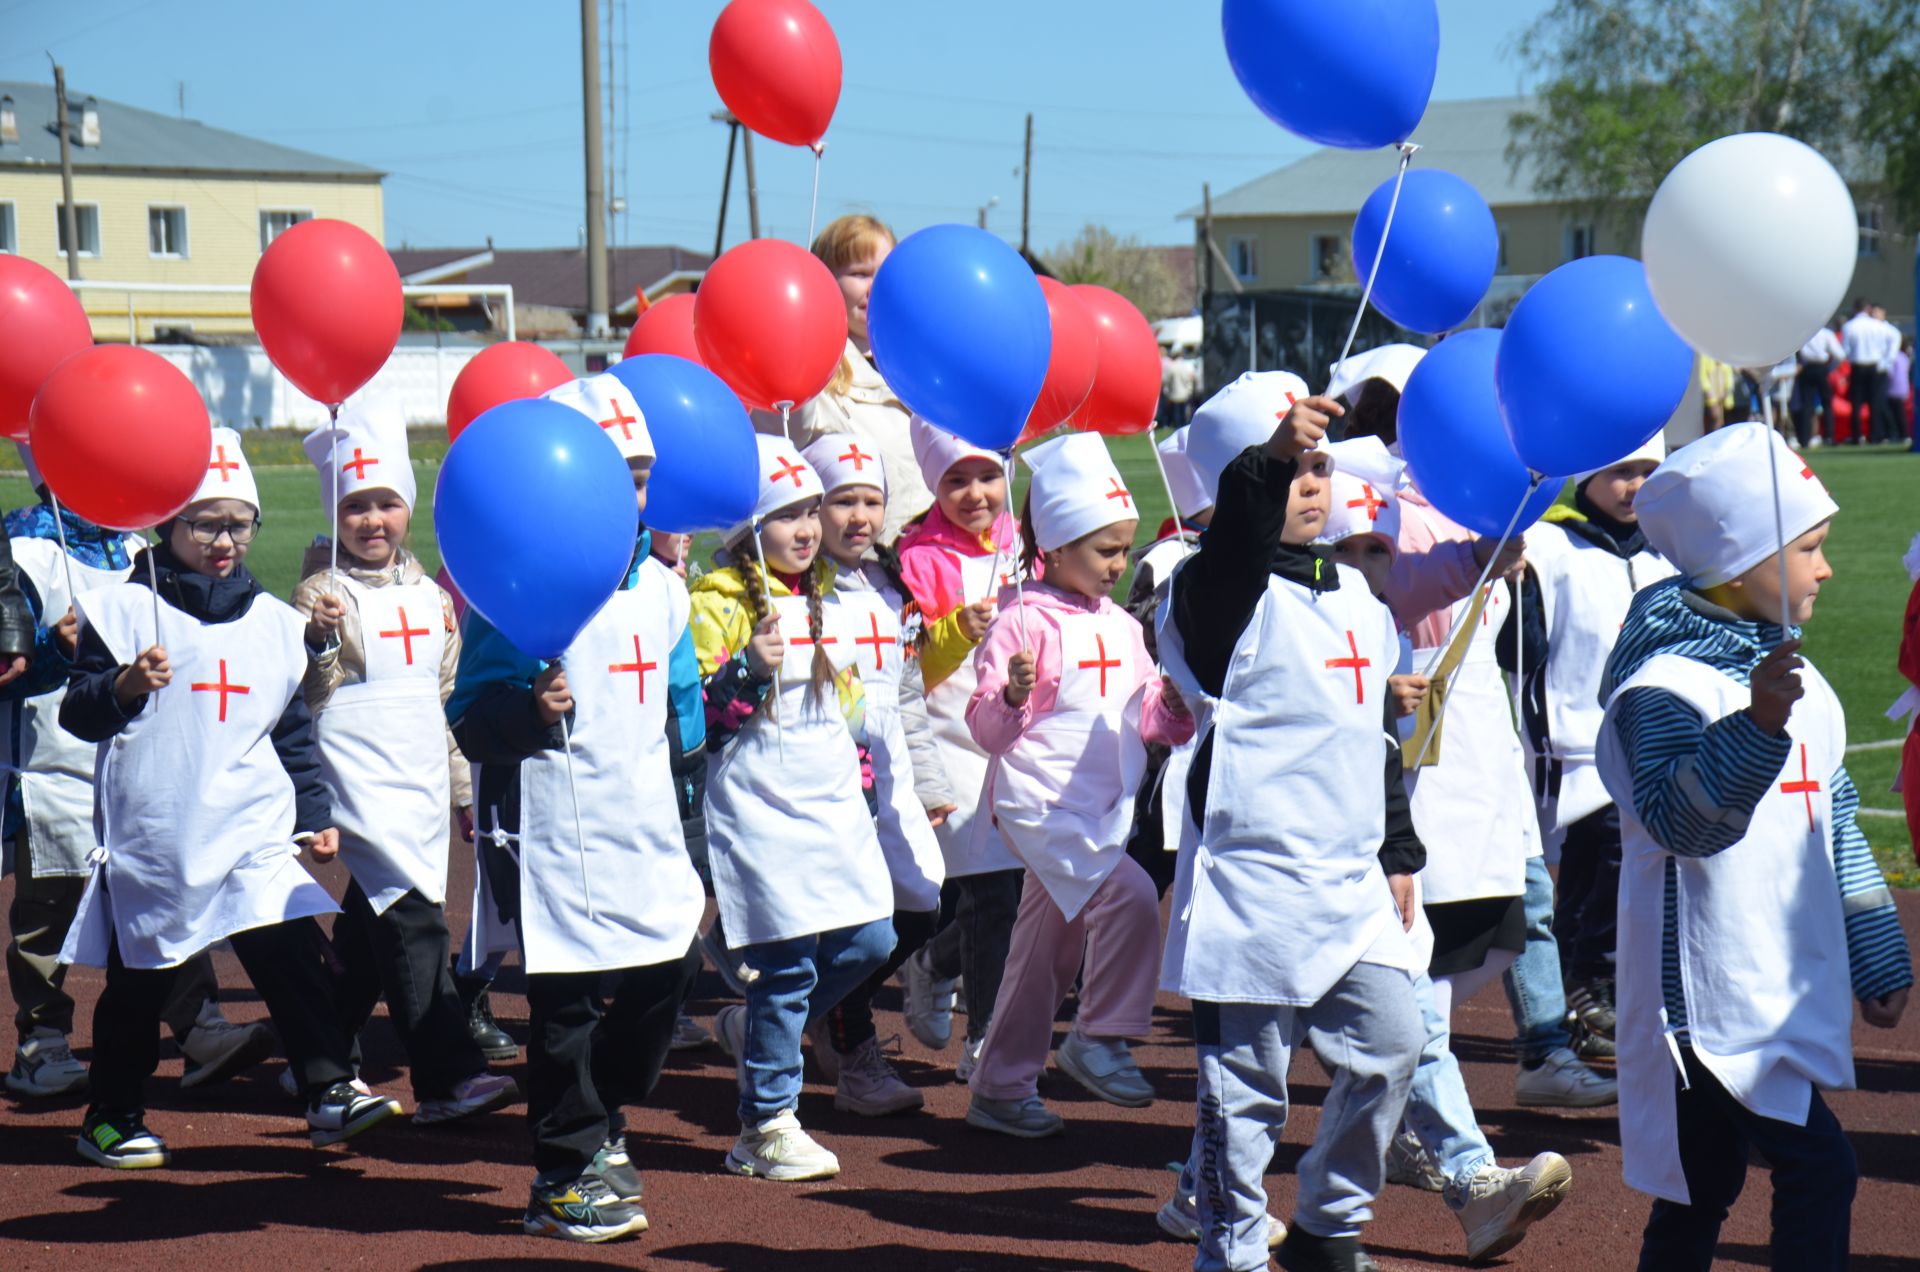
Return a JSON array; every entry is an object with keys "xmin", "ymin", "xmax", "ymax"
[
  {"xmin": 736, "ymin": 917, "xmax": 895, "ymax": 1123},
  {"xmin": 1402, "ymin": 970, "xmax": 1494, "ymax": 1190},
  {"xmin": 1502, "ymin": 854, "xmax": 1571, "ymax": 1064}
]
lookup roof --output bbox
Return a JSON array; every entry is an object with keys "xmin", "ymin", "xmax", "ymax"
[
  {"xmin": 0, "ymin": 81, "xmax": 379, "ymax": 179},
  {"xmin": 390, "ymin": 245, "xmax": 714, "ymax": 313},
  {"xmin": 1188, "ymin": 97, "xmax": 1541, "ymax": 218}
]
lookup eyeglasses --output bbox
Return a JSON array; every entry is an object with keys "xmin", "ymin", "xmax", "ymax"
[{"xmin": 176, "ymin": 516, "xmax": 260, "ymax": 545}]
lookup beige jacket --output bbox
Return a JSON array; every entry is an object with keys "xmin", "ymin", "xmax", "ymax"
[
  {"xmin": 752, "ymin": 338, "xmax": 934, "ymax": 542},
  {"xmin": 291, "ymin": 545, "xmax": 472, "ymax": 810}
]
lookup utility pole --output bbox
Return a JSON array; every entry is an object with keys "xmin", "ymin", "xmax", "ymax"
[
  {"xmin": 742, "ymin": 128, "xmax": 761, "ymax": 239},
  {"xmin": 580, "ymin": 0, "xmax": 609, "ymax": 337},
  {"xmin": 51, "ymin": 61, "xmax": 79, "ymax": 282},
  {"xmin": 1020, "ymin": 113, "xmax": 1033, "ymax": 256},
  {"xmin": 1202, "ymin": 182, "xmax": 1215, "ymax": 299},
  {"xmin": 713, "ymin": 115, "xmax": 739, "ymax": 259}
]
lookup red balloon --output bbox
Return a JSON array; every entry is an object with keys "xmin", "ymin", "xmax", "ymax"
[
  {"xmin": 623, "ymin": 293, "xmax": 702, "ymax": 364},
  {"xmin": 29, "ymin": 346, "xmax": 211, "ymax": 532},
  {"xmin": 251, "ymin": 219, "xmax": 403, "ymax": 405},
  {"xmin": 1028, "ymin": 277, "xmax": 1099, "ymax": 434},
  {"xmin": 446, "ymin": 341, "xmax": 573, "ymax": 441},
  {"xmin": 0, "ymin": 256, "xmax": 94, "ymax": 443},
  {"xmin": 709, "ymin": 0, "xmax": 842, "ymax": 149},
  {"xmin": 1066, "ymin": 284, "xmax": 1163, "ymax": 436},
  {"xmin": 694, "ymin": 239, "xmax": 848, "ymax": 412}
]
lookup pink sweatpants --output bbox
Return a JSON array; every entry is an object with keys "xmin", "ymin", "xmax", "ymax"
[{"xmin": 969, "ymin": 855, "xmax": 1162, "ymax": 1101}]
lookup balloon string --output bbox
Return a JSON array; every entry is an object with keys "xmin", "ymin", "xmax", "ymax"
[
  {"xmin": 145, "ymin": 548, "xmax": 163, "ymax": 665},
  {"xmin": 806, "ymin": 143, "xmax": 824, "ymax": 248},
  {"xmin": 1758, "ymin": 405, "xmax": 1793, "ymax": 633},
  {"xmin": 558, "ymin": 709, "xmax": 595, "ymax": 924},
  {"xmin": 1144, "ymin": 433, "xmax": 1191, "ymax": 559},
  {"xmin": 1512, "ymin": 567, "xmax": 1525, "ymax": 731},
  {"xmin": 751, "ymin": 521, "xmax": 784, "ymax": 760},
  {"xmin": 777, "ymin": 401, "xmax": 795, "ymax": 448},
  {"xmin": 1330, "ymin": 142, "xmax": 1420, "ymax": 394},
  {"xmin": 326, "ymin": 402, "xmax": 342, "ymax": 591},
  {"xmin": 45, "ymin": 489, "xmax": 80, "ymax": 624},
  {"xmin": 999, "ymin": 450, "xmax": 1029, "ymax": 650},
  {"xmin": 1409, "ymin": 478, "xmax": 1537, "ymax": 770}
]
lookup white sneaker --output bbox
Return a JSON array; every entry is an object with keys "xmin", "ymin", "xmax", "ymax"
[
  {"xmin": 724, "ymin": 1108, "xmax": 840, "ymax": 1180},
  {"xmin": 833, "ymin": 1035, "xmax": 923, "ymax": 1117},
  {"xmin": 954, "ymin": 1034, "xmax": 985, "ymax": 1084},
  {"xmin": 1155, "ymin": 1188, "xmax": 1285, "ymax": 1248},
  {"xmin": 1449, "ymin": 1152, "xmax": 1573, "ymax": 1262},
  {"xmin": 900, "ymin": 947, "xmax": 956, "ymax": 1050},
  {"xmin": 1385, "ymin": 1129, "xmax": 1447, "ymax": 1192},
  {"xmin": 1515, "ymin": 1047, "xmax": 1618, "ymax": 1109},
  {"xmin": 278, "ymin": 1065, "xmax": 373, "ymax": 1101},
  {"xmin": 413, "ymin": 1071, "xmax": 518, "ymax": 1124},
  {"xmin": 178, "ymin": 1005, "xmax": 274, "ymax": 1089},
  {"xmin": 965, "ymin": 1091, "xmax": 1063, "ymax": 1138},
  {"xmin": 7, "ymin": 1027, "xmax": 88, "ymax": 1097},
  {"xmin": 1054, "ymin": 1029, "xmax": 1154, "ymax": 1107}
]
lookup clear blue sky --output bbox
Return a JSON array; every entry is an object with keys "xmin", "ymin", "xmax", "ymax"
[{"xmin": 4, "ymin": 0, "xmax": 1553, "ymax": 253}]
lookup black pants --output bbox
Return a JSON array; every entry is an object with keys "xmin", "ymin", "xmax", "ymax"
[
  {"xmin": 924, "ymin": 868, "xmax": 1023, "ymax": 1044},
  {"xmin": 1122, "ymin": 744, "xmax": 1182, "ymax": 898},
  {"xmin": 525, "ymin": 942, "xmax": 700, "ymax": 1180},
  {"xmin": 823, "ymin": 907, "xmax": 937, "ymax": 1053},
  {"xmin": 1852, "ymin": 363, "xmax": 1897, "ymax": 442},
  {"xmin": 1638, "ymin": 1047, "xmax": 1856, "ymax": 1272},
  {"xmin": 331, "ymin": 880, "xmax": 485, "ymax": 1101},
  {"xmin": 90, "ymin": 917, "xmax": 354, "ymax": 1114},
  {"xmin": 1551, "ymin": 805, "xmax": 1621, "ymax": 985},
  {"xmin": 1791, "ymin": 362, "xmax": 1833, "ymax": 446}
]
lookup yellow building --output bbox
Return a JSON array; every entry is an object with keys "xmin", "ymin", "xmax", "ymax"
[{"xmin": 0, "ymin": 81, "xmax": 383, "ymax": 341}]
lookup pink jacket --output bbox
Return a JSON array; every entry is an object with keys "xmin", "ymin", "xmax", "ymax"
[
  {"xmin": 965, "ymin": 582, "xmax": 1193, "ymax": 756},
  {"xmin": 896, "ymin": 503, "xmax": 1020, "ymax": 623},
  {"xmin": 1386, "ymin": 489, "xmax": 1483, "ymax": 650}
]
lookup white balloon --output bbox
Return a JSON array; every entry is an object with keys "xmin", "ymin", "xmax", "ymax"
[{"xmin": 1641, "ymin": 132, "xmax": 1858, "ymax": 367}]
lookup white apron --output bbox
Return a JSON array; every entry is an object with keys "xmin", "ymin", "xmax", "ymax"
[
  {"xmin": 922, "ymin": 547, "xmax": 1021, "ymax": 877},
  {"xmin": 989, "ymin": 605, "xmax": 1149, "ymax": 922},
  {"xmin": 1407, "ymin": 581, "xmax": 1538, "ymax": 904},
  {"xmin": 705, "ymin": 591, "xmax": 892, "ymax": 946},
  {"xmin": 513, "ymin": 568, "xmax": 705, "ymax": 975},
  {"xmin": 1600, "ymin": 654, "xmax": 1854, "ymax": 1205},
  {"xmin": 1158, "ymin": 566, "xmax": 1414, "ymax": 1005},
  {"xmin": 836, "ymin": 574, "xmax": 945, "ymax": 911},
  {"xmin": 0, "ymin": 535, "xmax": 138, "ymax": 877},
  {"xmin": 315, "ymin": 575, "xmax": 451, "ymax": 914},
  {"xmin": 61, "ymin": 583, "xmax": 336, "ymax": 969}
]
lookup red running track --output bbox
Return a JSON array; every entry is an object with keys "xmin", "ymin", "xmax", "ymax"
[{"xmin": 3, "ymin": 849, "xmax": 1917, "ymax": 1272}]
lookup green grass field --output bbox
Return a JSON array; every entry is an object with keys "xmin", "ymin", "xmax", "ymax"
[{"xmin": 4, "ymin": 437, "xmax": 1913, "ymax": 879}]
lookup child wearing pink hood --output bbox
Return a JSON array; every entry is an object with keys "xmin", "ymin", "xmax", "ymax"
[{"xmin": 961, "ymin": 433, "xmax": 1192, "ymax": 1137}]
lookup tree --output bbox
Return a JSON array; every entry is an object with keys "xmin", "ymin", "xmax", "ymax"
[
  {"xmin": 1509, "ymin": 0, "xmax": 1920, "ymax": 225},
  {"xmin": 1042, "ymin": 224, "xmax": 1192, "ymax": 320}
]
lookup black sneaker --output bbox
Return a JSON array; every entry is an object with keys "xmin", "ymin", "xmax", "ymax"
[
  {"xmin": 307, "ymin": 1080, "xmax": 403, "ymax": 1147},
  {"xmin": 1566, "ymin": 979, "xmax": 1616, "ymax": 1041},
  {"xmin": 458, "ymin": 978, "xmax": 519, "ymax": 1061},
  {"xmin": 1569, "ymin": 1015, "xmax": 1617, "ymax": 1063},
  {"xmin": 523, "ymin": 1172, "xmax": 648, "ymax": 1243},
  {"xmin": 592, "ymin": 1134, "xmax": 644, "ymax": 1204},
  {"xmin": 77, "ymin": 1108, "xmax": 170, "ymax": 1169},
  {"xmin": 1277, "ymin": 1226, "xmax": 1379, "ymax": 1272}
]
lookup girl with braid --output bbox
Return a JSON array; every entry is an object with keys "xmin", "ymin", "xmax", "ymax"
[{"xmin": 690, "ymin": 436, "xmax": 895, "ymax": 1183}]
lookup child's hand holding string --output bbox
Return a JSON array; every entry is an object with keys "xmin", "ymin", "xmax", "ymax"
[
  {"xmin": 533, "ymin": 665, "xmax": 572, "ymax": 727},
  {"xmin": 1266, "ymin": 395, "xmax": 1344, "ymax": 461},
  {"xmin": 1862, "ymin": 986, "xmax": 1908, "ymax": 1029},
  {"xmin": 1389, "ymin": 674, "xmax": 1431, "ymax": 719},
  {"xmin": 1004, "ymin": 650, "xmax": 1037, "ymax": 708},
  {"xmin": 115, "ymin": 645, "xmax": 170, "ymax": 711},
  {"xmin": 1747, "ymin": 639, "xmax": 1805, "ymax": 736},
  {"xmin": 957, "ymin": 598, "xmax": 996, "ymax": 643},
  {"xmin": 55, "ymin": 607, "xmax": 79, "ymax": 659},
  {"xmin": 304, "ymin": 828, "xmax": 340, "ymax": 863},
  {"xmin": 305, "ymin": 593, "xmax": 346, "ymax": 649},
  {"xmin": 1161, "ymin": 675, "xmax": 1190, "ymax": 719},
  {"xmin": 746, "ymin": 614, "xmax": 784, "ymax": 680}
]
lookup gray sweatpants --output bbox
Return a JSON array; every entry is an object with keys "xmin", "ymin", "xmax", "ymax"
[{"xmin": 1182, "ymin": 961, "xmax": 1422, "ymax": 1272}]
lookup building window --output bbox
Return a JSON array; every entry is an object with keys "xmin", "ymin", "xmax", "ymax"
[
  {"xmin": 1564, "ymin": 223, "xmax": 1595, "ymax": 261},
  {"xmin": 1497, "ymin": 226, "xmax": 1508, "ymax": 271},
  {"xmin": 1227, "ymin": 236, "xmax": 1258, "ymax": 283},
  {"xmin": 0, "ymin": 202, "xmax": 14, "ymax": 254},
  {"xmin": 1311, "ymin": 234, "xmax": 1343, "ymax": 281},
  {"xmin": 1858, "ymin": 204, "xmax": 1882, "ymax": 258},
  {"xmin": 259, "ymin": 208, "xmax": 312, "ymax": 251},
  {"xmin": 55, "ymin": 203, "xmax": 100, "ymax": 258},
  {"xmin": 148, "ymin": 205, "xmax": 188, "ymax": 258}
]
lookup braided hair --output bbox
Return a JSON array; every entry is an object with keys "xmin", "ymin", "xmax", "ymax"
[
  {"xmin": 734, "ymin": 534, "xmax": 836, "ymax": 709},
  {"xmin": 1016, "ymin": 490, "xmax": 1043, "ymax": 578}
]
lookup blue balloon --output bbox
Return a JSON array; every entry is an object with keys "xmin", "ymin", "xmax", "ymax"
[
  {"xmin": 609, "ymin": 353, "xmax": 758, "ymax": 535},
  {"xmin": 1398, "ymin": 329, "xmax": 1563, "ymax": 539},
  {"xmin": 1352, "ymin": 170, "xmax": 1498, "ymax": 334},
  {"xmin": 1497, "ymin": 255, "xmax": 1695, "ymax": 479},
  {"xmin": 435, "ymin": 398, "xmax": 638, "ymax": 660},
  {"xmin": 866, "ymin": 224, "xmax": 1051, "ymax": 453},
  {"xmin": 1222, "ymin": 0, "xmax": 1438, "ymax": 150}
]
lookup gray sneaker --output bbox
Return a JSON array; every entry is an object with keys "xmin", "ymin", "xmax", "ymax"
[
  {"xmin": 965, "ymin": 1091, "xmax": 1063, "ymax": 1138},
  {"xmin": 1054, "ymin": 1029, "xmax": 1154, "ymax": 1107},
  {"xmin": 7, "ymin": 1027, "xmax": 88, "ymax": 1098},
  {"xmin": 1515, "ymin": 1047, "xmax": 1618, "ymax": 1108},
  {"xmin": 1447, "ymin": 1152, "xmax": 1573, "ymax": 1263},
  {"xmin": 1155, "ymin": 1187, "xmax": 1285, "ymax": 1247},
  {"xmin": 1385, "ymin": 1129, "xmax": 1447, "ymax": 1192}
]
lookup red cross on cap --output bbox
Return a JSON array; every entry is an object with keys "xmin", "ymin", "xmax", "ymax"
[
  {"xmin": 1105, "ymin": 478, "xmax": 1133, "ymax": 510},
  {"xmin": 341, "ymin": 447, "xmax": 380, "ymax": 481},
  {"xmin": 838, "ymin": 443, "xmax": 874, "ymax": 472},
  {"xmin": 1346, "ymin": 483, "xmax": 1388, "ymax": 522},
  {"xmin": 600, "ymin": 399, "xmax": 639, "ymax": 440},
  {"xmin": 208, "ymin": 445, "xmax": 240, "ymax": 482},
  {"xmin": 768, "ymin": 455, "xmax": 807, "ymax": 488}
]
